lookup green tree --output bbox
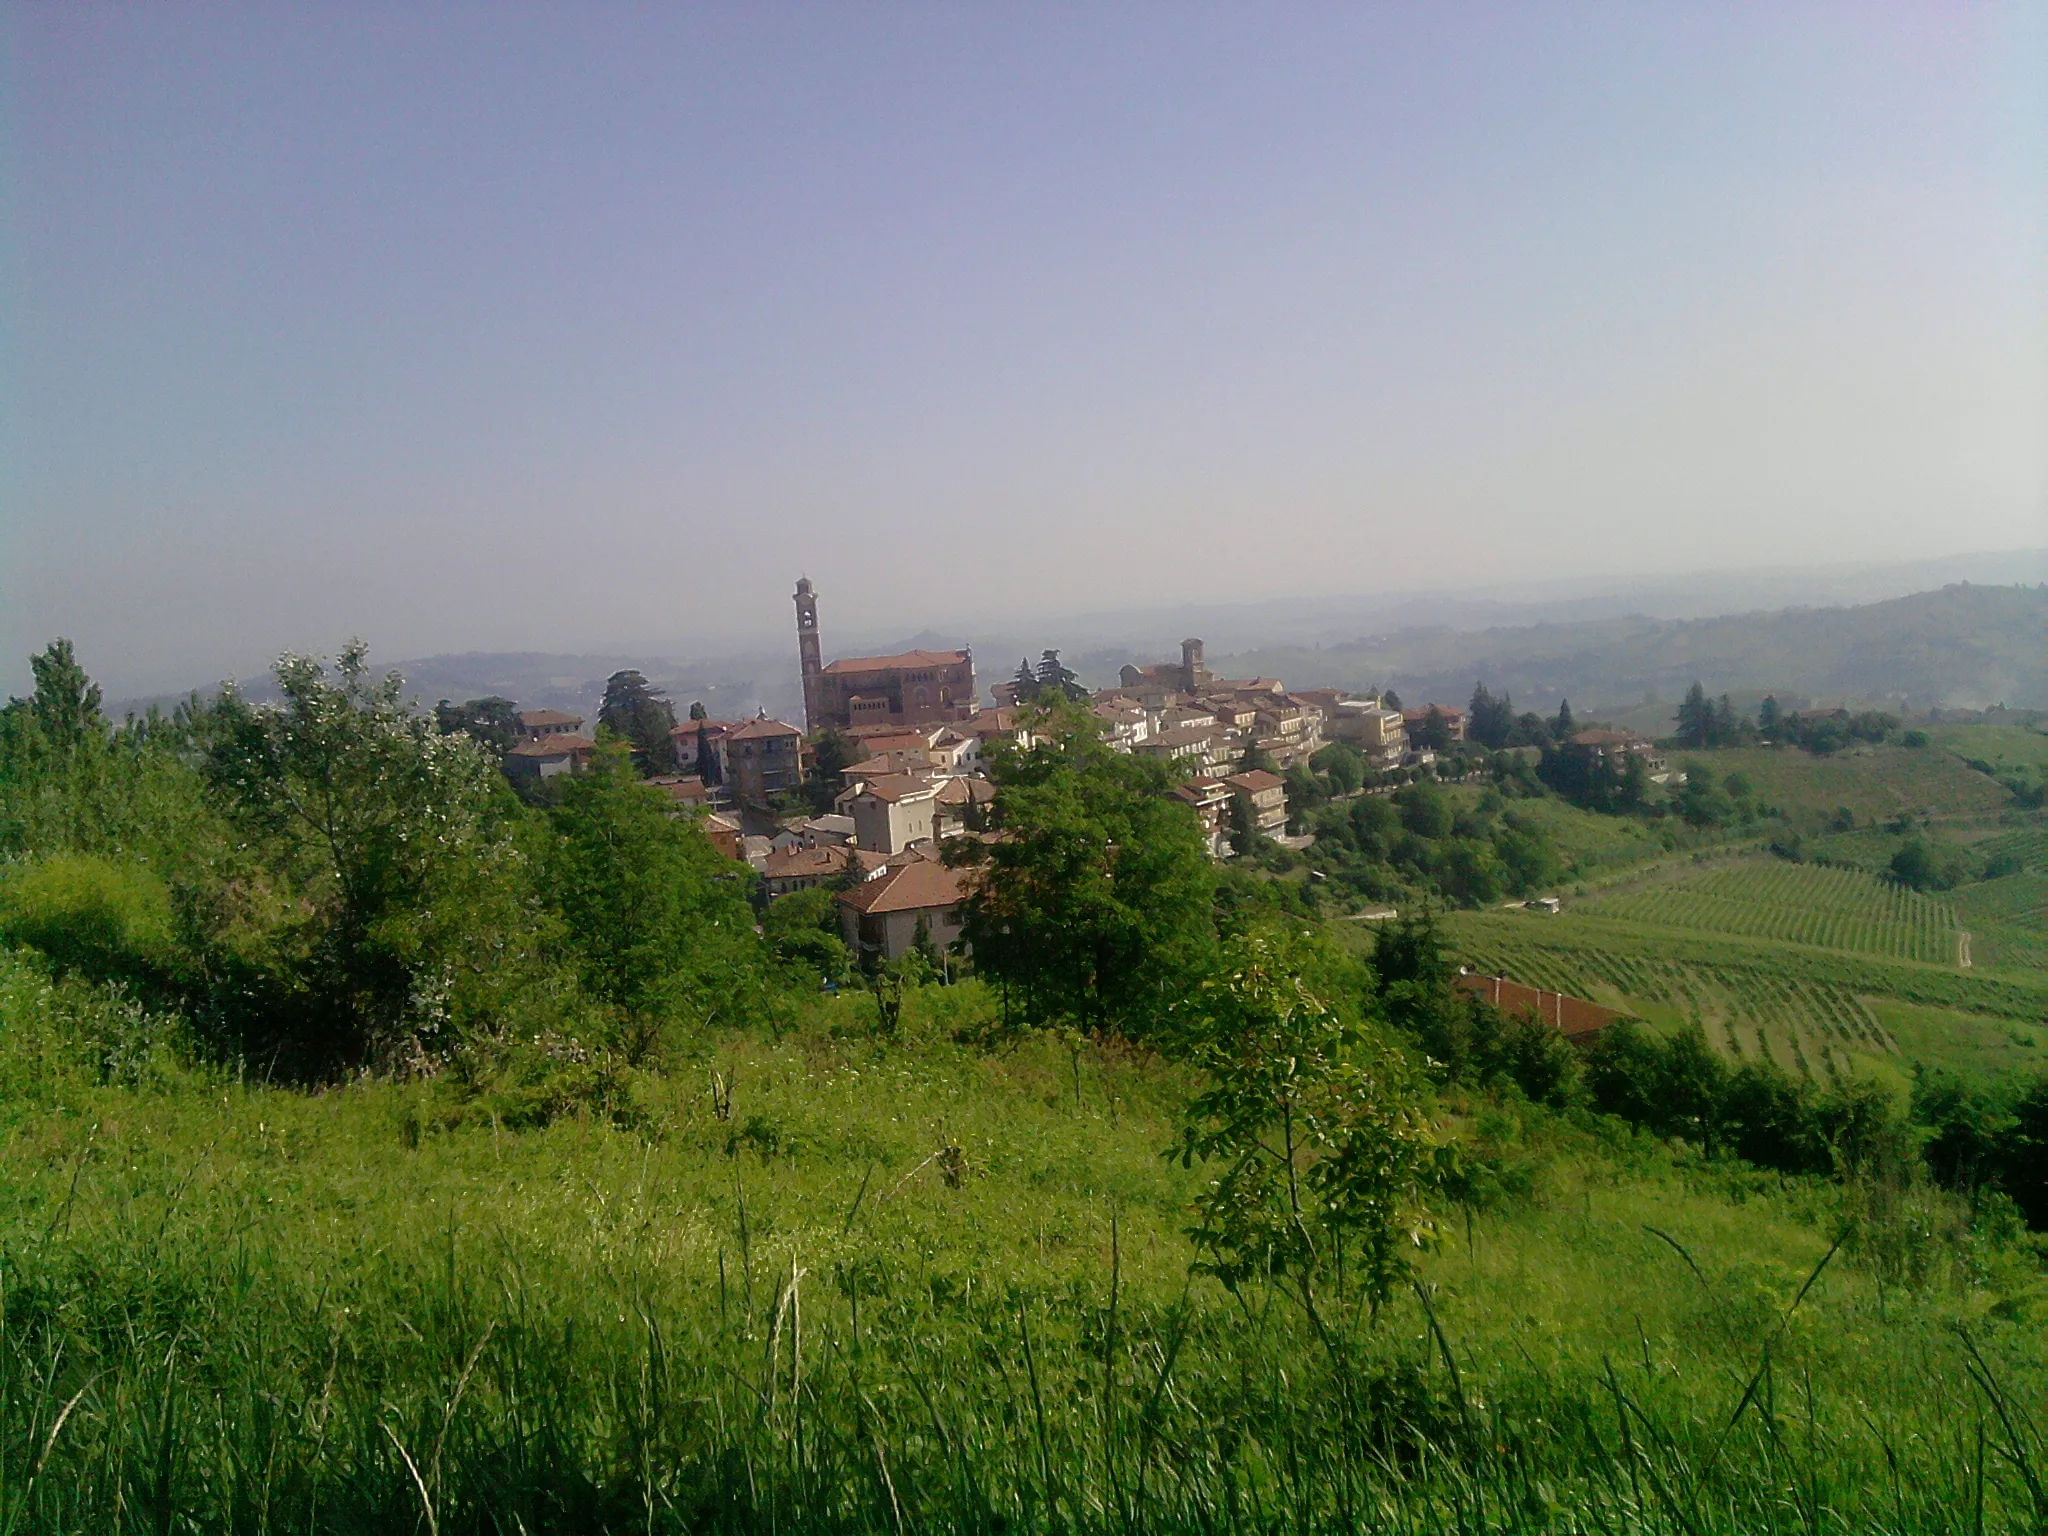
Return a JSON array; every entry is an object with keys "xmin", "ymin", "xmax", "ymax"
[
  {"xmin": 201, "ymin": 642, "xmax": 534, "ymax": 1073},
  {"xmin": 23, "ymin": 639, "xmax": 105, "ymax": 752},
  {"xmin": 1034, "ymin": 649, "xmax": 1086, "ymax": 702},
  {"xmin": 1166, "ymin": 926, "xmax": 1440, "ymax": 1328},
  {"xmin": 1467, "ymin": 682, "xmax": 1514, "ymax": 749},
  {"xmin": 1411, "ymin": 707, "xmax": 1452, "ymax": 753},
  {"xmin": 434, "ymin": 696, "xmax": 523, "ymax": 755},
  {"xmin": 1756, "ymin": 694, "xmax": 1782, "ymax": 739},
  {"xmin": 1552, "ymin": 698, "xmax": 1575, "ymax": 741},
  {"xmin": 1395, "ymin": 779, "xmax": 1453, "ymax": 840},
  {"xmin": 956, "ymin": 699, "xmax": 1216, "ymax": 1040},
  {"xmin": 803, "ymin": 728, "xmax": 859, "ymax": 815},
  {"xmin": 761, "ymin": 885, "xmax": 850, "ymax": 984},
  {"xmin": 540, "ymin": 745, "xmax": 761, "ymax": 1059},
  {"xmin": 1674, "ymin": 682, "xmax": 1713, "ymax": 748},
  {"xmin": 1310, "ymin": 742, "xmax": 1364, "ymax": 796},
  {"xmin": 1380, "ymin": 689, "xmax": 1402, "ymax": 711},
  {"xmin": 599, "ymin": 670, "xmax": 679, "ymax": 773},
  {"xmin": 1491, "ymin": 813, "xmax": 1561, "ymax": 895}
]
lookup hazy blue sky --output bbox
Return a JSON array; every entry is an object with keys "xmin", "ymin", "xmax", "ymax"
[{"xmin": 5, "ymin": 3, "xmax": 2045, "ymax": 694}]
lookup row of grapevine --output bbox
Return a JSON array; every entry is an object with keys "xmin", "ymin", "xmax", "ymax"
[{"xmin": 1577, "ymin": 860, "xmax": 1958, "ymax": 965}]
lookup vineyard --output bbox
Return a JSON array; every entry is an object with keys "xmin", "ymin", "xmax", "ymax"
[
  {"xmin": 1573, "ymin": 859, "xmax": 1959, "ymax": 964},
  {"xmin": 1437, "ymin": 908, "xmax": 2048, "ymax": 1082},
  {"xmin": 1970, "ymin": 823, "xmax": 2048, "ymax": 872}
]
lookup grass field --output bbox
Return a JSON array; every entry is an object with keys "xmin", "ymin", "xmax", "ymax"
[
  {"xmin": 1929, "ymin": 723, "xmax": 2048, "ymax": 770},
  {"xmin": 1, "ymin": 966, "xmax": 2045, "ymax": 1533},
  {"xmin": 1680, "ymin": 744, "xmax": 2011, "ymax": 827}
]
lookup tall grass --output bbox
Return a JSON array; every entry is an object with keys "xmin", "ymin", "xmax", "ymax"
[{"xmin": 1, "ymin": 968, "xmax": 2043, "ymax": 1532}]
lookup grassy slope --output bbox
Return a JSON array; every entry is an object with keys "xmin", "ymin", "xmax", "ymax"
[
  {"xmin": 1680, "ymin": 743, "xmax": 2011, "ymax": 827},
  {"xmin": 1928, "ymin": 723, "xmax": 2048, "ymax": 770},
  {"xmin": 1, "ymin": 968, "xmax": 2044, "ymax": 1531}
]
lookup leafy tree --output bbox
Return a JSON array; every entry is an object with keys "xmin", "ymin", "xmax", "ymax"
[
  {"xmin": 1010, "ymin": 659, "xmax": 1040, "ymax": 705},
  {"xmin": 1675, "ymin": 764, "xmax": 1735, "ymax": 827},
  {"xmin": 803, "ymin": 727, "xmax": 859, "ymax": 815},
  {"xmin": 1349, "ymin": 796, "xmax": 1400, "ymax": 861},
  {"xmin": 539, "ymin": 745, "xmax": 760, "ymax": 1059},
  {"xmin": 955, "ymin": 699, "xmax": 1216, "ymax": 1040},
  {"xmin": 1380, "ymin": 689, "xmax": 1402, "ymax": 711},
  {"xmin": 200, "ymin": 642, "xmax": 535, "ymax": 1073},
  {"xmin": 1395, "ymin": 779, "xmax": 1453, "ymax": 840},
  {"xmin": 1553, "ymin": 698, "xmax": 1575, "ymax": 740},
  {"xmin": 1433, "ymin": 837, "xmax": 1505, "ymax": 907},
  {"xmin": 1467, "ymin": 683, "xmax": 1515, "ymax": 749},
  {"xmin": 1310, "ymin": 741, "xmax": 1364, "ymax": 796},
  {"xmin": 1756, "ymin": 694, "xmax": 1782, "ymax": 739},
  {"xmin": 1411, "ymin": 707, "xmax": 1452, "ymax": 753},
  {"xmin": 1166, "ymin": 927, "xmax": 1440, "ymax": 1327},
  {"xmin": 1491, "ymin": 813, "xmax": 1561, "ymax": 895},
  {"xmin": 434, "ymin": 696, "xmax": 523, "ymax": 755},
  {"xmin": 688, "ymin": 700, "xmax": 708, "ymax": 721},
  {"xmin": 1888, "ymin": 836, "xmax": 1967, "ymax": 892},
  {"xmin": 761, "ymin": 885, "xmax": 850, "ymax": 983},
  {"xmin": 599, "ymin": 670, "xmax": 678, "ymax": 773},
  {"xmin": 1281, "ymin": 762, "xmax": 1324, "ymax": 830}
]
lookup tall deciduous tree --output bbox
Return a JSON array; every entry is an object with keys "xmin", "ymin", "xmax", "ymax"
[
  {"xmin": 956, "ymin": 699, "xmax": 1216, "ymax": 1039},
  {"xmin": 435, "ymin": 696, "xmax": 522, "ymax": 755},
  {"xmin": 539, "ymin": 745, "xmax": 761, "ymax": 1059},
  {"xmin": 202, "ymin": 642, "xmax": 533, "ymax": 1073}
]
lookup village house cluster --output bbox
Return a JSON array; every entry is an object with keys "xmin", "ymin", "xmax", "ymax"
[{"xmin": 489, "ymin": 577, "xmax": 1668, "ymax": 965}]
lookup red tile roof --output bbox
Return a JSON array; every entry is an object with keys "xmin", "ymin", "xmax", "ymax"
[
  {"xmin": 1224, "ymin": 769, "xmax": 1285, "ymax": 793},
  {"xmin": 822, "ymin": 649, "xmax": 970, "ymax": 675},
  {"xmin": 518, "ymin": 709, "xmax": 583, "ymax": 729},
  {"xmin": 854, "ymin": 773, "xmax": 939, "ymax": 803},
  {"xmin": 728, "ymin": 716, "xmax": 802, "ymax": 740},
  {"xmin": 507, "ymin": 734, "xmax": 597, "ymax": 757},
  {"xmin": 837, "ymin": 858, "xmax": 978, "ymax": 915}
]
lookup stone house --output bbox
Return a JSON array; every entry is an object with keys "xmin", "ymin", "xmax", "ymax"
[
  {"xmin": 725, "ymin": 716, "xmax": 806, "ymax": 805},
  {"xmin": 1223, "ymin": 768, "xmax": 1288, "ymax": 838},
  {"xmin": 503, "ymin": 734, "xmax": 596, "ymax": 781},
  {"xmin": 843, "ymin": 774, "xmax": 939, "ymax": 854},
  {"xmin": 837, "ymin": 858, "xmax": 977, "ymax": 962}
]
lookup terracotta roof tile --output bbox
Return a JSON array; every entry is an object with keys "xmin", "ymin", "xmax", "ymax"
[
  {"xmin": 837, "ymin": 859, "xmax": 978, "ymax": 915},
  {"xmin": 822, "ymin": 649, "xmax": 970, "ymax": 675}
]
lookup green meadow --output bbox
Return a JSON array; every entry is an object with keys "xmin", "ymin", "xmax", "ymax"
[{"xmin": 2, "ymin": 966, "xmax": 2045, "ymax": 1534}]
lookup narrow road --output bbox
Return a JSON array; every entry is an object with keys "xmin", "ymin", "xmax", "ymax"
[{"xmin": 1957, "ymin": 930, "xmax": 1972, "ymax": 969}]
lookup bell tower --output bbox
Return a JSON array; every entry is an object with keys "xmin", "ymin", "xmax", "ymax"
[{"xmin": 794, "ymin": 577, "xmax": 824, "ymax": 734}]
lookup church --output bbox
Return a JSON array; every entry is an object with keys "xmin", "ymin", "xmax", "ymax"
[{"xmin": 794, "ymin": 578, "xmax": 977, "ymax": 733}]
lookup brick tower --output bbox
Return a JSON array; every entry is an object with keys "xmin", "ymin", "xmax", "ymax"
[{"xmin": 794, "ymin": 577, "xmax": 824, "ymax": 734}]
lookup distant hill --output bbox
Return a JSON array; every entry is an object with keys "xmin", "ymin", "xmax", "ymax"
[
  {"xmin": 1205, "ymin": 584, "xmax": 2047, "ymax": 726},
  {"xmin": 107, "ymin": 582, "xmax": 2042, "ymax": 730}
]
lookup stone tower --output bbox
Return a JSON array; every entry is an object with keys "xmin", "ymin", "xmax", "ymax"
[
  {"xmin": 1180, "ymin": 637, "xmax": 1208, "ymax": 692},
  {"xmin": 794, "ymin": 577, "xmax": 824, "ymax": 735}
]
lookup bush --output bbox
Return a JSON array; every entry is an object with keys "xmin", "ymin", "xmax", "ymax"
[{"xmin": 0, "ymin": 853, "xmax": 178, "ymax": 992}]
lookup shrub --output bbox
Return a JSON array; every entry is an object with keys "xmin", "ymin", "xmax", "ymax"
[{"xmin": 0, "ymin": 852, "xmax": 178, "ymax": 991}]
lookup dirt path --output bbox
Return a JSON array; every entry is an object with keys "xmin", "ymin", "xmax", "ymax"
[{"xmin": 1957, "ymin": 930, "xmax": 1972, "ymax": 969}]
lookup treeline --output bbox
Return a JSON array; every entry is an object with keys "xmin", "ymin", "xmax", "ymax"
[{"xmin": 0, "ymin": 642, "xmax": 777, "ymax": 1081}]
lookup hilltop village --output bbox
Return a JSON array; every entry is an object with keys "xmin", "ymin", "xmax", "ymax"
[{"xmin": 469, "ymin": 577, "xmax": 1684, "ymax": 968}]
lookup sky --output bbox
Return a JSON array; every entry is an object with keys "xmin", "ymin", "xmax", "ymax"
[{"xmin": 4, "ymin": 3, "xmax": 2045, "ymax": 697}]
